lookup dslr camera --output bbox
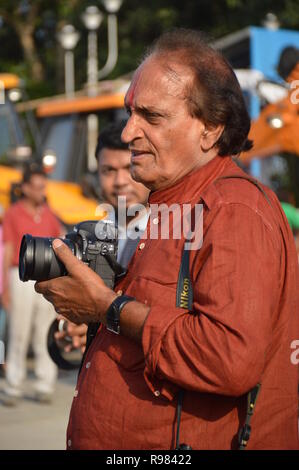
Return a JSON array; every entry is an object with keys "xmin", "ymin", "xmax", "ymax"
[
  {"xmin": 19, "ymin": 219, "xmax": 120, "ymax": 286},
  {"xmin": 19, "ymin": 219, "xmax": 123, "ymax": 370}
]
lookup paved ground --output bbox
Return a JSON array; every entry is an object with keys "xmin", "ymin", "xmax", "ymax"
[{"xmin": 0, "ymin": 364, "xmax": 77, "ymax": 450}]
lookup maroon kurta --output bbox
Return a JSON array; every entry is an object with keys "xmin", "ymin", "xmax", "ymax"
[{"xmin": 67, "ymin": 155, "xmax": 299, "ymax": 449}]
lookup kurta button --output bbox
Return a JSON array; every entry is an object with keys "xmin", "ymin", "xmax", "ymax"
[
  {"xmin": 68, "ymin": 439, "xmax": 72, "ymax": 447},
  {"xmin": 86, "ymin": 362, "xmax": 91, "ymax": 369},
  {"xmin": 154, "ymin": 390, "xmax": 161, "ymax": 397},
  {"xmin": 153, "ymin": 217, "xmax": 159, "ymax": 225},
  {"xmin": 139, "ymin": 243, "xmax": 145, "ymax": 250}
]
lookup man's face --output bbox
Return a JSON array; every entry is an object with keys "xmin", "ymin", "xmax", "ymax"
[
  {"xmin": 98, "ymin": 147, "xmax": 149, "ymax": 209},
  {"xmin": 22, "ymin": 174, "xmax": 47, "ymax": 206},
  {"xmin": 121, "ymin": 55, "xmax": 208, "ymax": 191}
]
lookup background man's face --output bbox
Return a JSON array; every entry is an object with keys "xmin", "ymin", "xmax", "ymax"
[
  {"xmin": 121, "ymin": 55, "xmax": 206, "ymax": 191},
  {"xmin": 22, "ymin": 174, "xmax": 47, "ymax": 206},
  {"xmin": 98, "ymin": 147, "xmax": 149, "ymax": 209}
]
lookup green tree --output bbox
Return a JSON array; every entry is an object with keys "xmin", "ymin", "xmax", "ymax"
[
  {"xmin": 1, "ymin": 0, "xmax": 299, "ymax": 97},
  {"xmin": 0, "ymin": 0, "xmax": 83, "ymax": 94}
]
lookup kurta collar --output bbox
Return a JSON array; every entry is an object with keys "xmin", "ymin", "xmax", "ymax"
[{"xmin": 149, "ymin": 155, "xmax": 234, "ymax": 205}]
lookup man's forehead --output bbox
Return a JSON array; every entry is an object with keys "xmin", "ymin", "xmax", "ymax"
[
  {"xmin": 27, "ymin": 174, "xmax": 46, "ymax": 184},
  {"xmin": 125, "ymin": 66, "xmax": 143, "ymax": 107},
  {"xmin": 125, "ymin": 55, "xmax": 192, "ymax": 107}
]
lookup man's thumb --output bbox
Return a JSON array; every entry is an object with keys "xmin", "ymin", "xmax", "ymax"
[{"xmin": 52, "ymin": 239, "xmax": 80, "ymax": 275}]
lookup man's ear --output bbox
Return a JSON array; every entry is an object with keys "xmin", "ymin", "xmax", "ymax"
[{"xmin": 200, "ymin": 124, "xmax": 224, "ymax": 151}]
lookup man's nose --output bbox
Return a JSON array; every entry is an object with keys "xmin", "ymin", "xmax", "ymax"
[
  {"xmin": 114, "ymin": 169, "xmax": 130, "ymax": 187},
  {"xmin": 121, "ymin": 115, "xmax": 142, "ymax": 144}
]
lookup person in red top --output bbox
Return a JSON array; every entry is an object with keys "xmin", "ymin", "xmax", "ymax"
[
  {"xmin": 35, "ymin": 29, "xmax": 299, "ymax": 449},
  {"xmin": 1, "ymin": 163, "xmax": 62, "ymax": 405}
]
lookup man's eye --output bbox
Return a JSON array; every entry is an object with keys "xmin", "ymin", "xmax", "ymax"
[
  {"xmin": 102, "ymin": 168, "xmax": 114, "ymax": 175},
  {"xmin": 126, "ymin": 108, "xmax": 132, "ymax": 117},
  {"xmin": 146, "ymin": 114, "xmax": 160, "ymax": 124}
]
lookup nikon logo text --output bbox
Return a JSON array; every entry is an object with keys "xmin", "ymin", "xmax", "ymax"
[
  {"xmin": 180, "ymin": 278, "xmax": 190, "ymax": 309},
  {"xmin": 0, "ymin": 341, "xmax": 4, "ymax": 364}
]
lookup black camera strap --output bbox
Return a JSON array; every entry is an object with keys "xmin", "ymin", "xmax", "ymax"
[
  {"xmin": 78, "ymin": 322, "xmax": 100, "ymax": 376},
  {"xmin": 174, "ymin": 174, "xmax": 274, "ymax": 450},
  {"xmin": 238, "ymin": 383, "xmax": 261, "ymax": 449}
]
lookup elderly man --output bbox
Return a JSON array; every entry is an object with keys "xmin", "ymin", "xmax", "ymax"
[{"xmin": 35, "ymin": 29, "xmax": 299, "ymax": 450}]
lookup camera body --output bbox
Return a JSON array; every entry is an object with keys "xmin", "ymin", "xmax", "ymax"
[
  {"xmin": 64, "ymin": 220, "xmax": 118, "ymax": 289},
  {"xmin": 19, "ymin": 219, "xmax": 118, "ymax": 288},
  {"xmin": 19, "ymin": 219, "xmax": 125, "ymax": 370}
]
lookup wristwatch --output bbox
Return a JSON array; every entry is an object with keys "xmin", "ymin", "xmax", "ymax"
[{"xmin": 106, "ymin": 295, "xmax": 135, "ymax": 334}]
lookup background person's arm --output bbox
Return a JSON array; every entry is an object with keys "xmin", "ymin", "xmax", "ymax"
[{"xmin": 54, "ymin": 320, "xmax": 88, "ymax": 353}]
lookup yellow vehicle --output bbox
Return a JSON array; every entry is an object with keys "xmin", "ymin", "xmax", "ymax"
[
  {"xmin": 0, "ymin": 75, "xmax": 128, "ymax": 226},
  {"xmin": 0, "ymin": 73, "xmax": 29, "ymax": 211},
  {"xmin": 240, "ymin": 62, "xmax": 299, "ymax": 164}
]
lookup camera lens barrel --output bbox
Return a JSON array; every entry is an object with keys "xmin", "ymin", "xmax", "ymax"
[{"xmin": 19, "ymin": 234, "xmax": 76, "ymax": 282}]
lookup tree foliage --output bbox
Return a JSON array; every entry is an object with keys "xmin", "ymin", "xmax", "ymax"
[
  {"xmin": 0, "ymin": 0, "xmax": 298, "ymax": 98},
  {"xmin": 0, "ymin": 1, "xmax": 299, "ymax": 201}
]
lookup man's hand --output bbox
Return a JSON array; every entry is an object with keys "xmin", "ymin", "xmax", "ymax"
[
  {"xmin": 54, "ymin": 319, "xmax": 88, "ymax": 353},
  {"xmin": 35, "ymin": 239, "xmax": 117, "ymax": 325}
]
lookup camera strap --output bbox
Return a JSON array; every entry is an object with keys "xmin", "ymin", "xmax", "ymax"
[
  {"xmin": 78, "ymin": 322, "xmax": 100, "ymax": 375},
  {"xmin": 175, "ymin": 174, "xmax": 274, "ymax": 450}
]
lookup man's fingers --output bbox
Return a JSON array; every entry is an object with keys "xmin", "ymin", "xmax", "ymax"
[
  {"xmin": 34, "ymin": 282, "xmax": 41, "ymax": 294},
  {"xmin": 73, "ymin": 335, "xmax": 87, "ymax": 348},
  {"xmin": 35, "ymin": 280, "xmax": 48, "ymax": 295},
  {"xmin": 67, "ymin": 323, "xmax": 88, "ymax": 336},
  {"xmin": 64, "ymin": 344, "xmax": 72, "ymax": 353},
  {"xmin": 72, "ymin": 336, "xmax": 82, "ymax": 348},
  {"xmin": 52, "ymin": 239, "xmax": 83, "ymax": 276},
  {"xmin": 57, "ymin": 314, "xmax": 66, "ymax": 322}
]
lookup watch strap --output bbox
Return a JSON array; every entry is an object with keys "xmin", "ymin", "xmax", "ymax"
[{"xmin": 106, "ymin": 295, "xmax": 135, "ymax": 334}]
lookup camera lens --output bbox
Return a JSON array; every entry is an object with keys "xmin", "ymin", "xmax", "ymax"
[{"xmin": 19, "ymin": 234, "xmax": 76, "ymax": 282}]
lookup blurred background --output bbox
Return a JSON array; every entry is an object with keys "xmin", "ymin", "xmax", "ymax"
[
  {"xmin": 0, "ymin": 0, "xmax": 299, "ymax": 449},
  {"xmin": 0, "ymin": 0, "xmax": 299, "ymax": 223}
]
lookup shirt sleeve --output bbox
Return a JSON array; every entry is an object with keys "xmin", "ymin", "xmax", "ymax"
[{"xmin": 142, "ymin": 203, "xmax": 280, "ymax": 398}]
